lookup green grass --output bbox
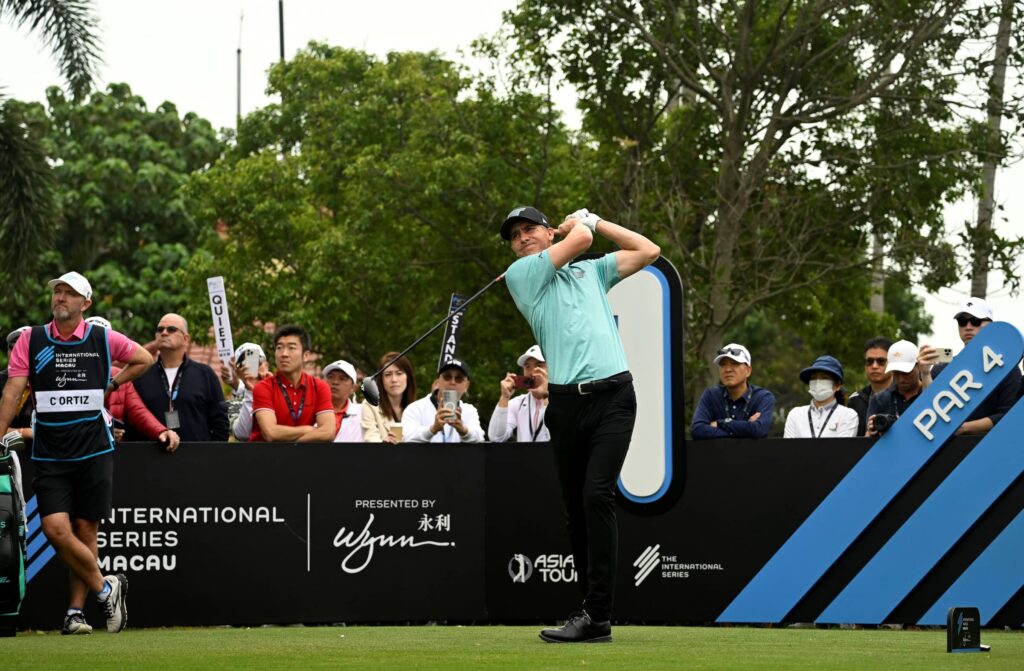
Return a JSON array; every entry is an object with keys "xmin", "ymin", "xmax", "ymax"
[{"xmin": 5, "ymin": 626, "xmax": 1023, "ymax": 670}]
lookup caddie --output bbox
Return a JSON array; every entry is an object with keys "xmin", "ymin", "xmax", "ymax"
[{"xmin": 0, "ymin": 272, "xmax": 152, "ymax": 635}]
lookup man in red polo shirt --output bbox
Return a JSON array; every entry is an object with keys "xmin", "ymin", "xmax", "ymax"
[{"xmin": 250, "ymin": 325, "xmax": 334, "ymax": 443}]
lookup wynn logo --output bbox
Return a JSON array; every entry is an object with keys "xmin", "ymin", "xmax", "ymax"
[
  {"xmin": 508, "ymin": 554, "xmax": 533, "ymax": 583},
  {"xmin": 332, "ymin": 513, "xmax": 454, "ymax": 574},
  {"xmin": 634, "ymin": 544, "xmax": 661, "ymax": 586}
]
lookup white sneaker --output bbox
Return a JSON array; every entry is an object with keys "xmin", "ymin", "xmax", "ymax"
[
  {"xmin": 100, "ymin": 574, "xmax": 128, "ymax": 633},
  {"xmin": 61, "ymin": 611, "xmax": 92, "ymax": 635}
]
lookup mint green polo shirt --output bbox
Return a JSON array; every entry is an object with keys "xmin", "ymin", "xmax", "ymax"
[{"xmin": 505, "ymin": 251, "xmax": 628, "ymax": 385}]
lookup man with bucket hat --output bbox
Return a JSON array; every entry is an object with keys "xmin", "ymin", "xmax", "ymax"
[{"xmin": 783, "ymin": 355, "xmax": 858, "ymax": 438}]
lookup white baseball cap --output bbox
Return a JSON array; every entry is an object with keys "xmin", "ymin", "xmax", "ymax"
[
  {"xmin": 234, "ymin": 342, "xmax": 267, "ymax": 362},
  {"xmin": 954, "ymin": 297, "xmax": 994, "ymax": 322},
  {"xmin": 47, "ymin": 271, "xmax": 92, "ymax": 300},
  {"xmin": 323, "ymin": 359, "xmax": 358, "ymax": 383},
  {"xmin": 713, "ymin": 343, "xmax": 751, "ymax": 366},
  {"xmin": 516, "ymin": 344, "xmax": 546, "ymax": 368},
  {"xmin": 85, "ymin": 316, "xmax": 112, "ymax": 331},
  {"xmin": 885, "ymin": 340, "xmax": 919, "ymax": 373}
]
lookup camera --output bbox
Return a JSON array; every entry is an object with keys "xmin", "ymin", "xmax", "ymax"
[
  {"xmin": 513, "ymin": 375, "xmax": 534, "ymax": 389},
  {"xmin": 872, "ymin": 414, "xmax": 898, "ymax": 434}
]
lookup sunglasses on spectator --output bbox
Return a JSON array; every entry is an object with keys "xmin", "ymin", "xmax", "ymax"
[
  {"xmin": 155, "ymin": 325, "xmax": 182, "ymax": 334},
  {"xmin": 955, "ymin": 316, "xmax": 985, "ymax": 328},
  {"xmin": 717, "ymin": 348, "xmax": 744, "ymax": 357},
  {"xmin": 864, "ymin": 357, "xmax": 887, "ymax": 366}
]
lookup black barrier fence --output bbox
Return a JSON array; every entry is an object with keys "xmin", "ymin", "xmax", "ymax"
[{"xmin": 15, "ymin": 438, "xmax": 1024, "ymax": 629}]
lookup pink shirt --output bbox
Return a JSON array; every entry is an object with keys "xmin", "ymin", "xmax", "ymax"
[{"xmin": 7, "ymin": 321, "xmax": 140, "ymax": 378}]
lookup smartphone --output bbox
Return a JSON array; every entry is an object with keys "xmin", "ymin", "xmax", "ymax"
[
  {"xmin": 112, "ymin": 418, "xmax": 125, "ymax": 430},
  {"xmin": 241, "ymin": 348, "xmax": 260, "ymax": 377},
  {"xmin": 441, "ymin": 390, "xmax": 459, "ymax": 423},
  {"xmin": 934, "ymin": 347, "xmax": 954, "ymax": 364},
  {"xmin": 513, "ymin": 374, "xmax": 534, "ymax": 390}
]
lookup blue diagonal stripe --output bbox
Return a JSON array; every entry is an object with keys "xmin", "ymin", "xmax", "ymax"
[
  {"xmin": 717, "ymin": 323, "xmax": 1024, "ymax": 623},
  {"xmin": 918, "ymin": 507, "xmax": 1024, "ymax": 626},
  {"xmin": 25, "ymin": 494, "xmax": 37, "ymax": 517},
  {"xmin": 818, "ymin": 397, "xmax": 1024, "ymax": 623},
  {"xmin": 27, "ymin": 527, "xmax": 50, "ymax": 562},
  {"xmin": 26, "ymin": 544, "xmax": 56, "ymax": 582},
  {"xmin": 26, "ymin": 513, "xmax": 39, "ymax": 540}
]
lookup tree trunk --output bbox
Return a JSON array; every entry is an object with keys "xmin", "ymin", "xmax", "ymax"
[
  {"xmin": 971, "ymin": 0, "xmax": 1014, "ymax": 298},
  {"xmin": 870, "ymin": 231, "xmax": 885, "ymax": 314}
]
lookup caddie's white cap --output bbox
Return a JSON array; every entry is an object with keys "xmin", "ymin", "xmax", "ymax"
[
  {"xmin": 885, "ymin": 340, "xmax": 919, "ymax": 373},
  {"xmin": 517, "ymin": 344, "xmax": 546, "ymax": 368},
  {"xmin": 323, "ymin": 359, "xmax": 358, "ymax": 383},
  {"xmin": 954, "ymin": 297, "xmax": 994, "ymax": 322},
  {"xmin": 713, "ymin": 343, "xmax": 751, "ymax": 366},
  {"xmin": 85, "ymin": 316, "xmax": 112, "ymax": 331},
  {"xmin": 234, "ymin": 342, "xmax": 266, "ymax": 362},
  {"xmin": 47, "ymin": 271, "xmax": 92, "ymax": 300}
]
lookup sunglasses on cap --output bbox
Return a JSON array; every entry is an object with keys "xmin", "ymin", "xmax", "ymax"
[
  {"xmin": 955, "ymin": 315, "xmax": 986, "ymax": 328},
  {"xmin": 864, "ymin": 357, "xmax": 887, "ymax": 366},
  {"xmin": 155, "ymin": 325, "xmax": 182, "ymax": 334},
  {"xmin": 717, "ymin": 347, "xmax": 745, "ymax": 357}
]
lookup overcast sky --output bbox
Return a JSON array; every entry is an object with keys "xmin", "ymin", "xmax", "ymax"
[{"xmin": 2, "ymin": 0, "xmax": 1020, "ymax": 348}]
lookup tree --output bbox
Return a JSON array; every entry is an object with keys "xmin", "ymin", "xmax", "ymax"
[
  {"xmin": 0, "ymin": 84, "xmax": 222, "ymax": 339},
  {"xmin": 0, "ymin": 0, "xmax": 101, "ymax": 282},
  {"xmin": 500, "ymin": 0, "xmax": 1018, "ymax": 402},
  {"xmin": 182, "ymin": 44, "xmax": 588, "ymax": 401}
]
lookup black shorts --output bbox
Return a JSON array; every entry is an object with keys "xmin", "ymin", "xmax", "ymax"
[{"xmin": 32, "ymin": 453, "xmax": 114, "ymax": 521}]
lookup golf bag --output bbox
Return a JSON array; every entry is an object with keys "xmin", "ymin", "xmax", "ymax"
[{"xmin": 0, "ymin": 445, "xmax": 26, "ymax": 629}]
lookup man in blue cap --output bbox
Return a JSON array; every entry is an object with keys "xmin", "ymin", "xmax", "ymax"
[
  {"xmin": 783, "ymin": 355, "xmax": 859, "ymax": 438},
  {"xmin": 501, "ymin": 205, "xmax": 660, "ymax": 643}
]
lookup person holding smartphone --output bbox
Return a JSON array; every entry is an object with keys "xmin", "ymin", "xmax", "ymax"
[
  {"xmin": 400, "ymin": 359, "xmax": 484, "ymax": 443},
  {"xmin": 489, "ymin": 344, "xmax": 550, "ymax": 442},
  {"xmin": 919, "ymin": 297, "xmax": 1022, "ymax": 435}
]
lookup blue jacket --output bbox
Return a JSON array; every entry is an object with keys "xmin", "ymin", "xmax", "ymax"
[{"xmin": 691, "ymin": 383, "xmax": 775, "ymax": 439}]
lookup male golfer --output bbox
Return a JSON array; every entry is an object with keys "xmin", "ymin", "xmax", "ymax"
[
  {"xmin": 501, "ymin": 206, "xmax": 660, "ymax": 643},
  {"xmin": 0, "ymin": 272, "xmax": 152, "ymax": 634}
]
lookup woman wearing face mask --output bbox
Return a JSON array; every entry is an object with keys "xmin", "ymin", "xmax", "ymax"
[{"xmin": 783, "ymin": 355, "xmax": 859, "ymax": 438}]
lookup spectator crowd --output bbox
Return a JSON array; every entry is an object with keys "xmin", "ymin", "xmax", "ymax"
[{"xmin": 3, "ymin": 273, "xmax": 1022, "ymax": 448}]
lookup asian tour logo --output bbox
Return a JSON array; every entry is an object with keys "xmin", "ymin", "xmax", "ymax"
[
  {"xmin": 507, "ymin": 553, "xmax": 576, "ymax": 584},
  {"xmin": 508, "ymin": 554, "xmax": 533, "ymax": 583}
]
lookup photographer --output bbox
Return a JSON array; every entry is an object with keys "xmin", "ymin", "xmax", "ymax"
[
  {"xmin": 488, "ymin": 345, "xmax": 550, "ymax": 443},
  {"xmin": 401, "ymin": 359, "xmax": 484, "ymax": 443},
  {"xmin": 866, "ymin": 340, "xmax": 924, "ymax": 437}
]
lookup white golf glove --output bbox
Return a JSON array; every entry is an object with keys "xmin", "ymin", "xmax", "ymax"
[{"xmin": 566, "ymin": 208, "xmax": 600, "ymax": 232}]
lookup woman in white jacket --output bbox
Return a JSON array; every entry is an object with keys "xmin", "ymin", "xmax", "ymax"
[{"xmin": 784, "ymin": 355, "xmax": 859, "ymax": 439}]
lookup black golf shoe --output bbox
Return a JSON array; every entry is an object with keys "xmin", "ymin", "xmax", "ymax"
[{"xmin": 539, "ymin": 611, "xmax": 612, "ymax": 643}]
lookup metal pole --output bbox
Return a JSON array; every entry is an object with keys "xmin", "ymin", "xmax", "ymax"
[{"xmin": 278, "ymin": 0, "xmax": 285, "ymax": 62}]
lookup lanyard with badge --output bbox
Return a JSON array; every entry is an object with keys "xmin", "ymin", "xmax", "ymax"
[
  {"xmin": 161, "ymin": 365, "xmax": 184, "ymax": 430},
  {"xmin": 526, "ymin": 395, "xmax": 546, "ymax": 442},
  {"xmin": 807, "ymin": 405, "xmax": 839, "ymax": 438},
  {"xmin": 276, "ymin": 376, "xmax": 307, "ymax": 424}
]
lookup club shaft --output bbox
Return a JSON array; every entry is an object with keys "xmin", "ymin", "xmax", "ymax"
[{"xmin": 370, "ymin": 273, "xmax": 505, "ymax": 379}]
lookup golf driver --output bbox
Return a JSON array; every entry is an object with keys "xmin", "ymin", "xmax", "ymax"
[{"xmin": 361, "ymin": 273, "xmax": 505, "ymax": 406}]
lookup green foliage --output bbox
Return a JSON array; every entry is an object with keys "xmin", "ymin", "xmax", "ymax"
[
  {"xmin": 183, "ymin": 44, "xmax": 589, "ymax": 403},
  {"xmin": 497, "ymin": 0, "xmax": 1015, "ymax": 412},
  {"xmin": 0, "ymin": 84, "xmax": 223, "ymax": 343}
]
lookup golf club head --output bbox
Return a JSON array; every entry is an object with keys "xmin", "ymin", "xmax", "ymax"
[{"xmin": 361, "ymin": 376, "xmax": 381, "ymax": 406}]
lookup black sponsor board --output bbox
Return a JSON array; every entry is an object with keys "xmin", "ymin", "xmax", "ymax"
[
  {"xmin": 20, "ymin": 443, "xmax": 485, "ymax": 627},
  {"xmin": 16, "ymin": 437, "xmax": 1024, "ymax": 627}
]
